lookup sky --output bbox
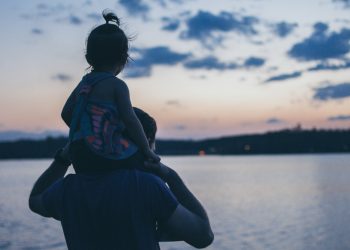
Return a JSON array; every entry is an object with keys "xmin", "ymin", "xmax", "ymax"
[{"xmin": 0, "ymin": 0, "xmax": 350, "ymax": 139}]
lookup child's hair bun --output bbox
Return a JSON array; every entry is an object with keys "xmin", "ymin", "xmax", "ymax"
[{"xmin": 102, "ymin": 9, "xmax": 120, "ymax": 26}]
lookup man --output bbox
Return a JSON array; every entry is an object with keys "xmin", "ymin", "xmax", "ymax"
[{"xmin": 29, "ymin": 108, "xmax": 214, "ymax": 249}]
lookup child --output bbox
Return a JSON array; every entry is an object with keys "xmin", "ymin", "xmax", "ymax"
[{"xmin": 61, "ymin": 10, "xmax": 159, "ymax": 172}]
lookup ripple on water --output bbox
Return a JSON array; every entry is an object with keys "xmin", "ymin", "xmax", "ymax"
[{"xmin": 2, "ymin": 155, "xmax": 350, "ymax": 250}]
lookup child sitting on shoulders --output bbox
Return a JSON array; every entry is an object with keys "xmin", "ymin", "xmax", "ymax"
[{"xmin": 61, "ymin": 10, "xmax": 159, "ymax": 172}]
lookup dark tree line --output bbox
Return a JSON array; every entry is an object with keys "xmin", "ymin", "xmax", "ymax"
[
  {"xmin": 0, "ymin": 128, "xmax": 349, "ymax": 159},
  {"xmin": 0, "ymin": 137, "xmax": 68, "ymax": 159},
  {"xmin": 157, "ymin": 128, "xmax": 350, "ymax": 155}
]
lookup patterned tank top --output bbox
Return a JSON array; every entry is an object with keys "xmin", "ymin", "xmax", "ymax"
[{"xmin": 69, "ymin": 72, "xmax": 138, "ymax": 160}]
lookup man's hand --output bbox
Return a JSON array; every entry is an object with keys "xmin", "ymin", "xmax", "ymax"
[
  {"xmin": 53, "ymin": 142, "xmax": 71, "ymax": 168},
  {"xmin": 144, "ymin": 149, "xmax": 161, "ymax": 163}
]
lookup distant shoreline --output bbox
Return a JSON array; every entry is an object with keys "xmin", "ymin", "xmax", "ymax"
[
  {"xmin": 0, "ymin": 128, "xmax": 349, "ymax": 159},
  {"xmin": 1, "ymin": 152, "xmax": 350, "ymax": 161}
]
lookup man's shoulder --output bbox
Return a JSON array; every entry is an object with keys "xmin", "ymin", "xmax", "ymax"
[
  {"xmin": 63, "ymin": 170, "xmax": 164, "ymax": 186},
  {"xmin": 136, "ymin": 170, "xmax": 172, "ymax": 190},
  {"xmin": 121, "ymin": 169, "xmax": 167, "ymax": 190},
  {"xmin": 134, "ymin": 170, "xmax": 164, "ymax": 183}
]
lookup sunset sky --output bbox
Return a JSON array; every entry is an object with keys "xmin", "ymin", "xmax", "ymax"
[{"xmin": 1, "ymin": 0, "xmax": 350, "ymax": 139}]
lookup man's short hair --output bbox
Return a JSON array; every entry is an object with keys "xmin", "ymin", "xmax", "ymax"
[{"xmin": 133, "ymin": 107, "xmax": 157, "ymax": 144}]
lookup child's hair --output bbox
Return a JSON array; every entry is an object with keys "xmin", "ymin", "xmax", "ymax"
[{"xmin": 85, "ymin": 10, "xmax": 130, "ymax": 71}]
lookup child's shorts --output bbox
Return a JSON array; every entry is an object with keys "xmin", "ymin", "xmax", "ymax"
[{"xmin": 70, "ymin": 139, "xmax": 145, "ymax": 174}]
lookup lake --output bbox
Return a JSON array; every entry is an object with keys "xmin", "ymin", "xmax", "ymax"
[{"xmin": 0, "ymin": 154, "xmax": 350, "ymax": 250}]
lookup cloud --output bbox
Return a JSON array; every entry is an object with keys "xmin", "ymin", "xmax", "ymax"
[
  {"xmin": 86, "ymin": 13, "xmax": 102, "ymax": 21},
  {"xmin": 37, "ymin": 3, "xmax": 48, "ymax": 10},
  {"xmin": 0, "ymin": 130, "xmax": 66, "ymax": 142},
  {"xmin": 183, "ymin": 56, "xmax": 237, "ymax": 70},
  {"xmin": 272, "ymin": 21, "xmax": 298, "ymax": 38},
  {"xmin": 173, "ymin": 124, "xmax": 187, "ymax": 130},
  {"xmin": 308, "ymin": 60, "xmax": 350, "ymax": 71},
  {"xmin": 83, "ymin": 0, "xmax": 93, "ymax": 6},
  {"xmin": 124, "ymin": 46, "xmax": 191, "ymax": 78},
  {"xmin": 288, "ymin": 22, "xmax": 350, "ymax": 61},
  {"xmin": 119, "ymin": 0, "xmax": 183, "ymax": 16},
  {"xmin": 69, "ymin": 15, "xmax": 82, "ymax": 25},
  {"xmin": 333, "ymin": 0, "xmax": 350, "ymax": 7},
  {"xmin": 37, "ymin": 3, "xmax": 69, "ymax": 17},
  {"xmin": 128, "ymin": 53, "xmax": 265, "ymax": 74},
  {"xmin": 21, "ymin": 3, "xmax": 69, "ymax": 20},
  {"xmin": 313, "ymin": 83, "xmax": 350, "ymax": 100},
  {"xmin": 52, "ymin": 73, "xmax": 72, "ymax": 82},
  {"xmin": 166, "ymin": 100, "xmax": 181, "ymax": 106},
  {"xmin": 161, "ymin": 17, "xmax": 180, "ymax": 31},
  {"xmin": 180, "ymin": 10, "xmax": 258, "ymax": 48},
  {"xmin": 155, "ymin": 0, "xmax": 184, "ymax": 6},
  {"xmin": 244, "ymin": 57, "xmax": 265, "ymax": 67},
  {"xmin": 266, "ymin": 118, "xmax": 284, "ymax": 124},
  {"xmin": 31, "ymin": 28, "xmax": 43, "ymax": 35},
  {"xmin": 137, "ymin": 46, "xmax": 190, "ymax": 64},
  {"xmin": 328, "ymin": 115, "xmax": 350, "ymax": 121},
  {"xmin": 119, "ymin": 0, "xmax": 149, "ymax": 15},
  {"xmin": 264, "ymin": 71, "xmax": 302, "ymax": 83},
  {"xmin": 124, "ymin": 67, "xmax": 151, "ymax": 78}
]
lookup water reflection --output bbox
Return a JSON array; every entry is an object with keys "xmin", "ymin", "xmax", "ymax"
[
  {"xmin": 0, "ymin": 155, "xmax": 350, "ymax": 250},
  {"xmin": 162, "ymin": 154, "xmax": 350, "ymax": 250},
  {"xmin": 309, "ymin": 155, "xmax": 350, "ymax": 250}
]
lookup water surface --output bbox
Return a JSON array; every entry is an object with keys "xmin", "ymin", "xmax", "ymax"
[{"xmin": 0, "ymin": 154, "xmax": 350, "ymax": 250}]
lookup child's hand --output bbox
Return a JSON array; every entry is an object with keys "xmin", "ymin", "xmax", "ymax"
[
  {"xmin": 61, "ymin": 142, "xmax": 71, "ymax": 160},
  {"xmin": 54, "ymin": 142, "xmax": 71, "ymax": 167},
  {"xmin": 145, "ymin": 149, "xmax": 160, "ymax": 163},
  {"xmin": 143, "ymin": 161, "xmax": 170, "ymax": 180}
]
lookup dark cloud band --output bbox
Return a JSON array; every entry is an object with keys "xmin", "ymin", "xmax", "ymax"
[
  {"xmin": 314, "ymin": 83, "xmax": 350, "ymax": 101},
  {"xmin": 119, "ymin": 0, "xmax": 149, "ymax": 15},
  {"xmin": 266, "ymin": 118, "xmax": 284, "ymax": 124},
  {"xmin": 124, "ymin": 46, "xmax": 190, "ymax": 78},
  {"xmin": 52, "ymin": 73, "xmax": 72, "ymax": 82},
  {"xmin": 265, "ymin": 71, "xmax": 302, "ymax": 83},
  {"xmin": 308, "ymin": 61, "xmax": 350, "ymax": 72},
  {"xmin": 272, "ymin": 22, "xmax": 298, "ymax": 38},
  {"xmin": 180, "ymin": 10, "xmax": 258, "ymax": 48},
  {"xmin": 288, "ymin": 22, "xmax": 350, "ymax": 61},
  {"xmin": 328, "ymin": 115, "xmax": 350, "ymax": 121},
  {"xmin": 184, "ymin": 56, "xmax": 237, "ymax": 70}
]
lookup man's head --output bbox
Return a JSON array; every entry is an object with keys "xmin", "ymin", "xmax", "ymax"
[{"xmin": 133, "ymin": 107, "xmax": 157, "ymax": 150}]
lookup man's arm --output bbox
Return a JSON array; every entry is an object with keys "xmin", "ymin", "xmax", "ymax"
[
  {"xmin": 146, "ymin": 162, "xmax": 214, "ymax": 248},
  {"xmin": 28, "ymin": 146, "xmax": 71, "ymax": 217}
]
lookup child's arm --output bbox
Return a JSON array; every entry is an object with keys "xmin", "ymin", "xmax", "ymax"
[
  {"xmin": 114, "ymin": 79, "xmax": 160, "ymax": 162},
  {"xmin": 61, "ymin": 87, "xmax": 78, "ymax": 127}
]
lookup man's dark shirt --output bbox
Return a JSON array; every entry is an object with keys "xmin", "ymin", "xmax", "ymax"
[{"xmin": 42, "ymin": 169, "xmax": 178, "ymax": 250}]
